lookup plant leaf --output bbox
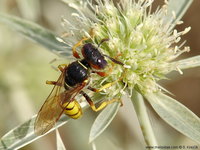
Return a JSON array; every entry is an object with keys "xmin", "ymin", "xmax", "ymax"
[
  {"xmin": 89, "ymin": 102, "xmax": 120, "ymax": 143},
  {"xmin": 165, "ymin": 0, "xmax": 193, "ymax": 28},
  {"xmin": 0, "ymin": 13, "xmax": 71, "ymax": 56},
  {"xmin": 16, "ymin": 0, "xmax": 40, "ymax": 21},
  {"xmin": 56, "ymin": 130, "xmax": 66, "ymax": 150},
  {"xmin": 0, "ymin": 115, "xmax": 70, "ymax": 150},
  {"xmin": 131, "ymin": 90, "xmax": 158, "ymax": 146},
  {"xmin": 145, "ymin": 92, "xmax": 200, "ymax": 144},
  {"xmin": 174, "ymin": 55, "xmax": 200, "ymax": 70},
  {"xmin": 0, "ymin": 94, "xmax": 104, "ymax": 150}
]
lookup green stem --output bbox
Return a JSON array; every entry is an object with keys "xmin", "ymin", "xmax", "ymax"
[{"xmin": 131, "ymin": 90, "xmax": 158, "ymax": 148}]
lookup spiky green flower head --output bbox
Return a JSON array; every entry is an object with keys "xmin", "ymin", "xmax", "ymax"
[{"xmin": 62, "ymin": 0, "xmax": 191, "ymax": 98}]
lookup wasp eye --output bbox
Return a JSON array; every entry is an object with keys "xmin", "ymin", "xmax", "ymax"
[
  {"xmin": 97, "ymin": 59, "xmax": 102, "ymax": 63},
  {"xmin": 97, "ymin": 58, "xmax": 107, "ymax": 69}
]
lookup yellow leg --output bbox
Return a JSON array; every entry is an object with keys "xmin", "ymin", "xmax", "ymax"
[
  {"xmin": 96, "ymin": 81, "xmax": 116, "ymax": 92},
  {"xmin": 46, "ymin": 80, "xmax": 63, "ymax": 87},
  {"xmin": 72, "ymin": 37, "xmax": 89, "ymax": 58},
  {"xmin": 58, "ymin": 64, "xmax": 68, "ymax": 72},
  {"xmin": 72, "ymin": 28, "xmax": 95, "ymax": 58},
  {"xmin": 81, "ymin": 91, "xmax": 120, "ymax": 112},
  {"xmin": 46, "ymin": 81, "xmax": 57, "ymax": 85},
  {"xmin": 46, "ymin": 64, "xmax": 68, "ymax": 85},
  {"xmin": 88, "ymin": 75, "xmax": 123, "ymax": 92},
  {"xmin": 91, "ymin": 99, "xmax": 120, "ymax": 112}
]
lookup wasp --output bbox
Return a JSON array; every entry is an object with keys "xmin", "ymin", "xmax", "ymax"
[{"xmin": 34, "ymin": 35, "xmax": 124, "ymax": 135}]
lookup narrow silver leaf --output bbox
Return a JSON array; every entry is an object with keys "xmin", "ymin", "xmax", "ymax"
[
  {"xmin": 56, "ymin": 130, "xmax": 67, "ymax": 150},
  {"xmin": 174, "ymin": 55, "xmax": 200, "ymax": 70},
  {"xmin": 165, "ymin": 0, "xmax": 193, "ymax": 26},
  {"xmin": 0, "ymin": 115, "xmax": 70, "ymax": 150},
  {"xmin": 89, "ymin": 102, "xmax": 120, "ymax": 143},
  {"xmin": 145, "ymin": 92, "xmax": 200, "ymax": 144},
  {"xmin": 0, "ymin": 13, "xmax": 71, "ymax": 57},
  {"xmin": 0, "ymin": 96, "xmax": 103, "ymax": 149}
]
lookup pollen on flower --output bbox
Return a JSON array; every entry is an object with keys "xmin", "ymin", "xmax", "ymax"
[{"xmin": 63, "ymin": 0, "xmax": 191, "ymax": 97}]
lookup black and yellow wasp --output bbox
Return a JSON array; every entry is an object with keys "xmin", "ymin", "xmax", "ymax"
[{"xmin": 34, "ymin": 34, "xmax": 124, "ymax": 135}]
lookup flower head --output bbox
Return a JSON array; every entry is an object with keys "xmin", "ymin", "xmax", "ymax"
[{"xmin": 62, "ymin": 0, "xmax": 191, "ymax": 98}]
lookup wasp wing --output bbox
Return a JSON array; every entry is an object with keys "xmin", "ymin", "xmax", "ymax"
[
  {"xmin": 34, "ymin": 70, "xmax": 66, "ymax": 135},
  {"xmin": 34, "ymin": 70, "xmax": 87, "ymax": 135}
]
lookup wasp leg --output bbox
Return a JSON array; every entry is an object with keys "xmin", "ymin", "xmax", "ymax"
[
  {"xmin": 72, "ymin": 37, "xmax": 89, "ymax": 58},
  {"xmin": 92, "ymin": 71, "xmax": 107, "ymax": 77},
  {"xmin": 88, "ymin": 73, "xmax": 124, "ymax": 92},
  {"xmin": 58, "ymin": 64, "xmax": 68, "ymax": 72},
  {"xmin": 87, "ymin": 81, "xmax": 115, "ymax": 92},
  {"xmin": 46, "ymin": 81, "xmax": 63, "ymax": 87},
  {"xmin": 46, "ymin": 81, "xmax": 57, "ymax": 85},
  {"xmin": 72, "ymin": 29, "xmax": 95, "ymax": 58},
  {"xmin": 80, "ymin": 91, "xmax": 120, "ymax": 112},
  {"xmin": 92, "ymin": 66, "xmax": 113, "ymax": 77}
]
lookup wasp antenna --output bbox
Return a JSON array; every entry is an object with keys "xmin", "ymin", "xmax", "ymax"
[
  {"xmin": 103, "ymin": 55, "xmax": 124, "ymax": 66},
  {"xmin": 98, "ymin": 38, "xmax": 110, "ymax": 48}
]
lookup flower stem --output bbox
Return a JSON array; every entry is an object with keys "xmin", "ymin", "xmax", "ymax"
[{"xmin": 131, "ymin": 90, "xmax": 158, "ymax": 148}]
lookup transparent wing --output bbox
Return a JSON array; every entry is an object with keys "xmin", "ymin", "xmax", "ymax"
[
  {"xmin": 34, "ymin": 70, "xmax": 87, "ymax": 135},
  {"xmin": 34, "ymin": 70, "xmax": 66, "ymax": 135}
]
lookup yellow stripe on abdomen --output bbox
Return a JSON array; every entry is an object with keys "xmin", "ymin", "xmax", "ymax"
[{"xmin": 63, "ymin": 101, "xmax": 82, "ymax": 119}]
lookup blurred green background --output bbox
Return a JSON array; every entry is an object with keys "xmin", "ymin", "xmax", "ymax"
[{"xmin": 0, "ymin": 0, "xmax": 199, "ymax": 150}]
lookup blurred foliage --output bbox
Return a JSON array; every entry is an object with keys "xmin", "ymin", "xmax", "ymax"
[{"xmin": 0, "ymin": 0, "xmax": 199, "ymax": 150}]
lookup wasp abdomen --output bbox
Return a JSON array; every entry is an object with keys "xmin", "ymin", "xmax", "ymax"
[{"xmin": 63, "ymin": 101, "xmax": 82, "ymax": 119}]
